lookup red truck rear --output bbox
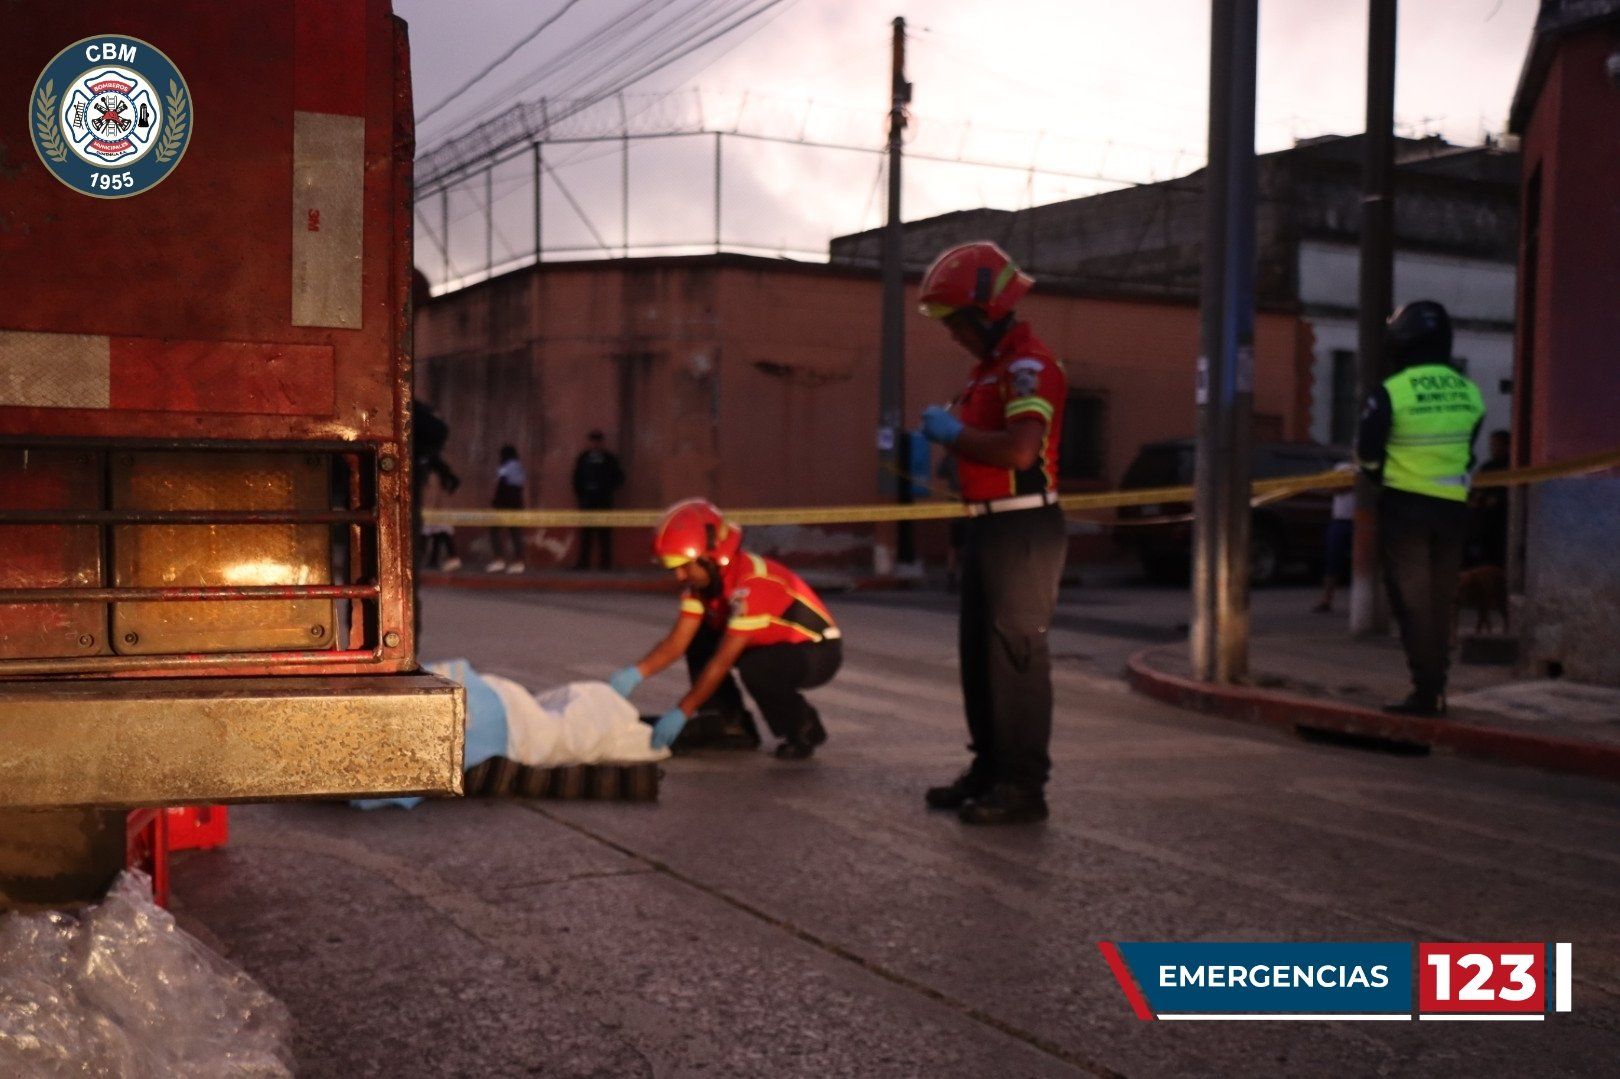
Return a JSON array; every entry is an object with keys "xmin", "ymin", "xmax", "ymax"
[{"xmin": 1, "ymin": 1, "xmax": 462, "ymax": 907}]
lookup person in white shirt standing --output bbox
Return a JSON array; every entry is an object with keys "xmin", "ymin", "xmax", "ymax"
[
  {"xmin": 486, "ymin": 444, "xmax": 527, "ymax": 574},
  {"xmin": 1312, "ymin": 461, "xmax": 1357, "ymax": 614}
]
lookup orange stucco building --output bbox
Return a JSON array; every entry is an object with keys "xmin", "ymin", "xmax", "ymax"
[{"xmin": 414, "ymin": 254, "xmax": 1314, "ymax": 568}]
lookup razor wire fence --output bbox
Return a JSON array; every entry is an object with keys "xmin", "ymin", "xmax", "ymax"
[{"xmin": 412, "ymin": 89, "xmax": 1203, "ymax": 295}]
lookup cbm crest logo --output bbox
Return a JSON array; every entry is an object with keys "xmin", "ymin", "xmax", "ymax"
[{"xmin": 31, "ymin": 36, "xmax": 192, "ymax": 199}]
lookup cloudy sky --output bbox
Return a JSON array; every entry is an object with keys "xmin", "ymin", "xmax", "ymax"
[{"xmin": 394, "ymin": 0, "xmax": 1540, "ymax": 289}]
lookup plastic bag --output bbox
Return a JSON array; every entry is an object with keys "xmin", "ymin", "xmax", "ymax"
[
  {"xmin": 354, "ymin": 669, "xmax": 668, "ymax": 810},
  {"xmin": 486, "ymin": 674, "xmax": 560, "ymax": 765},
  {"xmin": 527, "ymin": 680, "xmax": 665, "ymax": 765},
  {"xmin": 426, "ymin": 658, "xmax": 508, "ymax": 768},
  {"xmin": 0, "ymin": 871, "xmax": 291, "ymax": 1078}
]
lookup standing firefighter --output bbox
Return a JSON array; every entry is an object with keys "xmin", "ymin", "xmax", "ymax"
[
  {"xmin": 609, "ymin": 499, "xmax": 843, "ymax": 759},
  {"xmin": 917, "ymin": 241, "xmax": 1068, "ymax": 825},
  {"xmin": 1357, "ymin": 300, "xmax": 1485, "ymax": 716}
]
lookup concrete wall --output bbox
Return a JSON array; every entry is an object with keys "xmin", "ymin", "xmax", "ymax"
[
  {"xmin": 1298, "ymin": 240, "xmax": 1517, "ymax": 445},
  {"xmin": 415, "ymin": 256, "xmax": 1312, "ymax": 568},
  {"xmin": 1512, "ymin": 27, "xmax": 1620, "ymax": 686},
  {"xmin": 1296, "ymin": 240, "xmax": 1517, "ymax": 323},
  {"xmin": 1523, "ymin": 478, "xmax": 1620, "ymax": 684},
  {"xmin": 1515, "ymin": 31, "xmax": 1620, "ymax": 468}
]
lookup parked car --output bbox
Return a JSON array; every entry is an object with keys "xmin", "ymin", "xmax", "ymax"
[{"xmin": 1115, "ymin": 439, "xmax": 1349, "ymax": 585}]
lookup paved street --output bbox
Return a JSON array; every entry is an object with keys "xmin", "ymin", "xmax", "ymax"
[{"xmin": 171, "ymin": 583, "xmax": 1620, "ymax": 1076}]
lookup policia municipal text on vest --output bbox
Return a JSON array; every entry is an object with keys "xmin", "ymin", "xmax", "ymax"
[{"xmin": 1356, "ymin": 301, "xmax": 1487, "ymax": 718}]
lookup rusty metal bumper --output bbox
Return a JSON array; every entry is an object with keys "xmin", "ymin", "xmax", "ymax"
[{"xmin": 0, "ymin": 674, "xmax": 464, "ymax": 809}]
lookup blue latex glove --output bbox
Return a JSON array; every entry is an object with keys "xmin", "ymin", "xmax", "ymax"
[
  {"xmin": 608, "ymin": 666, "xmax": 644, "ymax": 698},
  {"xmin": 650, "ymin": 707, "xmax": 688, "ymax": 750},
  {"xmin": 921, "ymin": 405, "xmax": 964, "ymax": 446}
]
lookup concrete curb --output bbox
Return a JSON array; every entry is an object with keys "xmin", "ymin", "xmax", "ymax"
[{"xmin": 1126, "ymin": 647, "xmax": 1620, "ymax": 783}]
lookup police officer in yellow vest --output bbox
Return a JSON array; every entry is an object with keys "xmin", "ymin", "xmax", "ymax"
[{"xmin": 1357, "ymin": 300, "xmax": 1486, "ymax": 717}]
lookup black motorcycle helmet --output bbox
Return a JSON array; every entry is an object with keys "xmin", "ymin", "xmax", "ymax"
[{"xmin": 1386, "ymin": 300, "xmax": 1453, "ymax": 367}]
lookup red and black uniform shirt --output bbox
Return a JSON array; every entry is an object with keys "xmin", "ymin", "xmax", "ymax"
[
  {"xmin": 679, "ymin": 552, "xmax": 839, "ymax": 649},
  {"xmin": 954, "ymin": 322, "xmax": 1067, "ymax": 502}
]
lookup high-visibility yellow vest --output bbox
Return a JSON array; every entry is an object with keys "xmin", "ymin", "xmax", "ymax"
[{"xmin": 1382, "ymin": 363, "xmax": 1485, "ymax": 502}]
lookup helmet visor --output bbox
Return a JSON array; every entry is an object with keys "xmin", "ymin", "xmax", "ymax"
[
  {"xmin": 919, "ymin": 301, "xmax": 957, "ymax": 320},
  {"xmin": 658, "ymin": 552, "xmax": 695, "ymax": 569}
]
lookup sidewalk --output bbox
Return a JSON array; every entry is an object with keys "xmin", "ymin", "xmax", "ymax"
[{"xmin": 1128, "ymin": 593, "xmax": 1620, "ymax": 781}]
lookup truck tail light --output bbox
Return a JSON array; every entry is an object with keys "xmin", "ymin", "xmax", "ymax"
[
  {"xmin": 111, "ymin": 451, "xmax": 335, "ymax": 655},
  {"xmin": 0, "ymin": 440, "xmax": 388, "ymax": 676}
]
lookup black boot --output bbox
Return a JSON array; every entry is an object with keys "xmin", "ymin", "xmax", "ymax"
[
  {"xmin": 774, "ymin": 713, "xmax": 827, "ymax": 760},
  {"xmin": 958, "ymin": 783, "xmax": 1048, "ymax": 825},
  {"xmin": 1383, "ymin": 691, "xmax": 1447, "ymax": 717},
  {"xmin": 925, "ymin": 768, "xmax": 991, "ymax": 811},
  {"xmin": 673, "ymin": 707, "xmax": 762, "ymax": 750}
]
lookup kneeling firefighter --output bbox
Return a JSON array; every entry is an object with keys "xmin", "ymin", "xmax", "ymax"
[{"xmin": 608, "ymin": 499, "xmax": 843, "ymax": 759}]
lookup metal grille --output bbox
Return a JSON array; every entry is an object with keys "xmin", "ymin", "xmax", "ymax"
[{"xmin": 0, "ymin": 439, "xmax": 386, "ymax": 677}]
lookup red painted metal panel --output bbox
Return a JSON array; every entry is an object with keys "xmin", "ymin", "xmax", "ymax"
[
  {"xmin": 165, "ymin": 804, "xmax": 228, "ymax": 851},
  {"xmin": 0, "ymin": 2, "xmax": 419, "ymax": 678},
  {"xmin": 0, "ymin": 1, "xmax": 403, "ymax": 445},
  {"xmin": 296, "ymin": 0, "xmax": 368, "ymax": 115},
  {"xmin": 110, "ymin": 338, "xmax": 336, "ymax": 415},
  {"xmin": 124, "ymin": 808, "xmax": 170, "ymax": 907}
]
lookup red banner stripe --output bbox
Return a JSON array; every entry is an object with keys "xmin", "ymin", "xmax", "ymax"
[{"xmin": 1098, "ymin": 942, "xmax": 1157, "ymax": 1021}]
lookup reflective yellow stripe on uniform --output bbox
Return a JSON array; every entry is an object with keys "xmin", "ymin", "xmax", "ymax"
[
  {"xmin": 1004, "ymin": 395, "xmax": 1053, "ymax": 422},
  {"xmin": 727, "ymin": 551, "xmax": 837, "ymax": 640},
  {"xmin": 679, "ymin": 597, "xmax": 704, "ymax": 616}
]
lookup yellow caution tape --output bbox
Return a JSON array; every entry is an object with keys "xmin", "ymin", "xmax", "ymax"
[{"xmin": 424, "ymin": 448, "xmax": 1620, "ymax": 530}]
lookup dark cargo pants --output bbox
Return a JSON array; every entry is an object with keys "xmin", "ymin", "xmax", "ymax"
[
  {"xmin": 687, "ymin": 625, "xmax": 842, "ymax": 743},
  {"xmin": 1379, "ymin": 488, "xmax": 1470, "ymax": 699},
  {"xmin": 959, "ymin": 502, "xmax": 1068, "ymax": 791}
]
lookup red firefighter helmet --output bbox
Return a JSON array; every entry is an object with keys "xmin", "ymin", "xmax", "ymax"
[
  {"xmin": 653, "ymin": 498, "xmax": 743, "ymax": 569},
  {"xmin": 917, "ymin": 241, "xmax": 1033, "ymax": 321}
]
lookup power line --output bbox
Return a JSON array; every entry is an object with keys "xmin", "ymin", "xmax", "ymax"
[
  {"xmin": 419, "ymin": 0, "xmax": 701, "ymax": 144},
  {"xmin": 542, "ymin": 0, "xmax": 805, "ymax": 172},
  {"xmin": 418, "ymin": 1, "xmax": 798, "ymax": 183},
  {"xmin": 417, "ymin": 0, "xmax": 588, "ymax": 126},
  {"xmin": 546, "ymin": 0, "xmax": 788, "ymax": 128}
]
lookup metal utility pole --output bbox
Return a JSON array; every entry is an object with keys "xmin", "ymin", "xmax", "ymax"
[
  {"xmin": 619, "ymin": 93, "xmax": 631, "ymax": 259},
  {"xmin": 440, "ymin": 188, "xmax": 449, "ymax": 286},
  {"xmin": 1351, "ymin": 0, "xmax": 1397, "ymax": 636},
  {"xmin": 878, "ymin": 15, "xmax": 915, "ymax": 568},
  {"xmin": 1191, "ymin": 0, "xmax": 1258, "ymax": 683},
  {"xmin": 532, "ymin": 142, "xmax": 542, "ymax": 261},
  {"xmin": 713, "ymin": 132, "xmax": 723, "ymax": 252}
]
